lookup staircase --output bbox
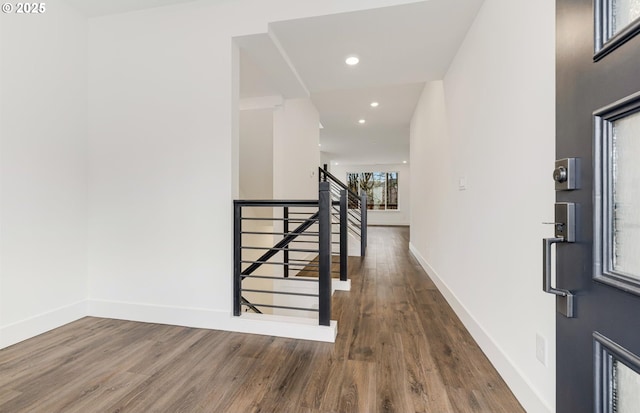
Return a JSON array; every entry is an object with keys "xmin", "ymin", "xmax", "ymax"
[{"xmin": 233, "ymin": 178, "xmax": 367, "ymax": 330}]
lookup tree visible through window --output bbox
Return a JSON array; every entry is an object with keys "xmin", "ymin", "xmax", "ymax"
[{"xmin": 347, "ymin": 172, "xmax": 398, "ymax": 210}]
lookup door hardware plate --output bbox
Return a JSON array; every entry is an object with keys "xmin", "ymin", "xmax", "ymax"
[
  {"xmin": 554, "ymin": 158, "xmax": 579, "ymax": 191},
  {"xmin": 555, "ymin": 202, "xmax": 576, "ymax": 242},
  {"xmin": 557, "ymin": 293, "xmax": 574, "ymax": 318}
]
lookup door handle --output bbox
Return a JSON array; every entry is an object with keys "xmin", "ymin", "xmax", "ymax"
[
  {"xmin": 541, "ymin": 202, "xmax": 576, "ymax": 318},
  {"xmin": 543, "ymin": 237, "xmax": 575, "ymax": 318}
]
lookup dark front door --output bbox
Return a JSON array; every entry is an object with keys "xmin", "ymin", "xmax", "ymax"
[{"xmin": 556, "ymin": 0, "xmax": 640, "ymax": 412}]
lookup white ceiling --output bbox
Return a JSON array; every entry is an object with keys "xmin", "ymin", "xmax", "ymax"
[
  {"xmin": 239, "ymin": 0, "xmax": 484, "ymax": 165},
  {"xmin": 269, "ymin": 0, "xmax": 483, "ymax": 93},
  {"xmin": 63, "ymin": 0, "xmax": 201, "ymax": 17},
  {"xmin": 67, "ymin": 0, "xmax": 484, "ymax": 166}
]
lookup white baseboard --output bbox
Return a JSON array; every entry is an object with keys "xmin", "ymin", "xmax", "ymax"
[
  {"xmin": 0, "ymin": 300, "xmax": 88, "ymax": 349},
  {"xmin": 88, "ymin": 299, "xmax": 337, "ymax": 342},
  {"xmin": 235, "ymin": 313, "xmax": 337, "ymax": 342},
  {"xmin": 333, "ymin": 279, "xmax": 351, "ymax": 292},
  {"xmin": 408, "ymin": 243, "xmax": 552, "ymax": 413}
]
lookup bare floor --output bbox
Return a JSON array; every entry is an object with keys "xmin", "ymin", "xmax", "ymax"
[{"xmin": 0, "ymin": 226, "xmax": 524, "ymax": 413}]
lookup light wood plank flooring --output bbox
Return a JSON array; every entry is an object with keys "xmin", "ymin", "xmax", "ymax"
[{"xmin": 0, "ymin": 226, "xmax": 524, "ymax": 413}]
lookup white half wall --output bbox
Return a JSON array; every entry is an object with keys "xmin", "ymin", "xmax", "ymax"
[
  {"xmin": 0, "ymin": 2, "xmax": 89, "ymax": 348},
  {"xmin": 330, "ymin": 163, "xmax": 410, "ymax": 226},
  {"xmin": 409, "ymin": 1, "xmax": 556, "ymax": 412}
]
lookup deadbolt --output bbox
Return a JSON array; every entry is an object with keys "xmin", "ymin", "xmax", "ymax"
[
  {"xmin": 554, "ymin": 158, "xmax": 578, "ymax": 191},
  {"xmin": 553, "ymin": 166, "xmax": 568, "ymax": 183}
]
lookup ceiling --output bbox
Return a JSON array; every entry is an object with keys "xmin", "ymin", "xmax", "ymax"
[
  {"xmin": 63, "ymin": 0, "xmax": 204, "ymax": 17},
  {"xmin": 64, "ymin": 0, "xmax": 484, "ymax": 166},
  {"xmin": 239, "ymin": 0, "xmax": 484, "ymax": 165}
]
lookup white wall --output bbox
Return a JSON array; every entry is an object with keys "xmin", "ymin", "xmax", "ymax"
[
  {"xmin": 0, "ymin": 2, "xmax": 88, "ymax": 348},
  {"xmin": 409, "ymin": 1, "xmax": 556, "ymax": 412},
  {"xmin": 240, "ymin": 108, "xmax": 273, "ymax": 200},
  {"xmin": 86, "ymin": 0, "xmax": 416, "ymax": 330},
  {"xmin": 273, "ymin": 98, "xmax": 320, "ymax": 200},
  {"xmin": 331, "ymin": 163, "xmax": 410, "ymax": 226}
]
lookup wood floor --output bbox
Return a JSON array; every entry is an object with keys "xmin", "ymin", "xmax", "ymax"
[{"xmin": 0, "ymin": 226, "xmax": 524, "ymax": 413}]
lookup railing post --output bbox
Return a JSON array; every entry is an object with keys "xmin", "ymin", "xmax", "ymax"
[
  {"xmin": 233, "ymin": 202, "xmax": 242, "ymax": 316},
  {"xmin": 339, "ymin": 190, "xmax": 348, "ymax": 281},
  {"xmin": 283, "ymin": 206, "xmax": 289, "ymax": 278},
  {"xmin": 360, "ymin": 190, "xmax": 367, "ymax": 257},
  {"xmin": 322, "ymin": 163, "xmax": 328, "ymax": 182},
  {"xmin": 318, "ymin": 181, "xmax": 332, "ymax": 326}
]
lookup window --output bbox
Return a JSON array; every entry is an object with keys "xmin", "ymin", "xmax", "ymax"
[
  {"xmin": 594, "ymin": 92, "xmax": 640, "ymax": 295},
  {"xmin": 346, "ymin": 172, "xmax": 398, "ymax": 210},
  {"xmin": 594, "ymin": 0, "xmax": 640, "ymax": 60},
  {"xmin": 594, "ymin": 332, "xmax": 640, "ymax": 413}
]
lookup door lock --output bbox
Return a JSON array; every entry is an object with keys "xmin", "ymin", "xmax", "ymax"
[
  {"xmin": 554, "ymin": 158, "xmax": 578, "ymax": 190},
  {"xmin": 553, "ymin": 166, "xmax": 568, "ymax": 183},
  {"xmin": 553, "ymin": 158, "xmax": 579, "ymax": 191}
]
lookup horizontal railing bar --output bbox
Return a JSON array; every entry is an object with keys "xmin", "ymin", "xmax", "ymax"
[
  {"xmin": 234, "ymin": 199, "xmax": 337, "ymax": 210},
  {"xmin": 241, "ymin": 260, "xmax": 319, "ymax": 268},
  {"xmin": 287, "ymin": 240, "xmax": 319, "ymax": 244},
  {"xmin": 240, "ymin": 217, "xmax": 319, "ymax": 223},
  {"xmin": 242, "ymin": 275, "xmax": 319, "ymax": 282},
  {"xmin": 241, "ymin": 289, "xmax": 319, "ymax": 298},
  {"xmin": 242, "ymin": 303, "xmax": 319, "ymax": 312},
  {"xmin": 240, "ymin": 217, "xmax": 320, "ymax": 225},
  {"xmin": 288, "ymin": 257, "xmax": 318, "ymax": 262},
  {"xmin": 286, "ymin": 212, "xmax": 321, "ymax": 215},
  {"xmin": 240, "ymin": 231, "xmax": 319, "ymax": 236},
  {"xmin": 241, "ymin": 246, "xmax": 320, "ymax": 254},
  {"xmin": 235, "ymin": 200, "xmax": 318, "ymax": 207}
]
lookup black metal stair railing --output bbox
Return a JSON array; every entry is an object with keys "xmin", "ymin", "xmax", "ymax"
[
  {"xmin": 318, "ymin": 165, "xmax": 368, "ymax": 256},
  {"xmin": 233, "ymin": 182, "xmax": 347, "ymax": 326}
]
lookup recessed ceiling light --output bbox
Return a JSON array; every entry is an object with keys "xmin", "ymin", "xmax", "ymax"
[
  {"xmin": 335, "ymin": 162, "xmax": 339, "ymax": 166},
  {"xmin": 318, "ymin": 144, "xmax": 322, "ymax": 147},
  {"xmin": 370, "ymin": 102, "xmax": 379, "ymax": 107},
  {"xmin": 345, "ymin": 56, "xmax": 359, "ymax": 66},
  {"xmin": 358, "ymin": 119, "xmax": 366, "ymax": 124},
  {"xmin": 403, "ymin": 160, "xmax": 408, "ymax": 164}
]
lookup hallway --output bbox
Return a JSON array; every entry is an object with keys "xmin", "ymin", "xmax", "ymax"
[{"xmin": 0, "ymin": 227, "xmax": 524, "ymax": 412}]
